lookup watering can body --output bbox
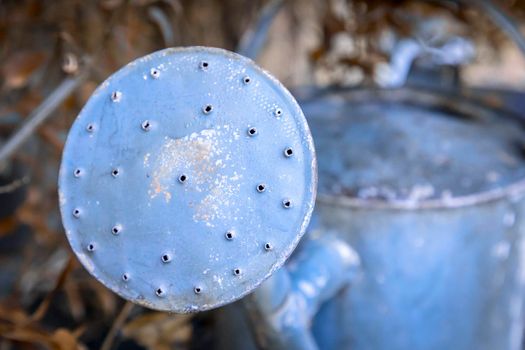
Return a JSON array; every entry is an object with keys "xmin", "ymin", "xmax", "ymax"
[
  {"xmin": 303, "ymin": 88, "xmax": 525, "ymax": 350},
  {"xmin": 210, "ymin": 87, "xmax": 525, "ymax": 350},
  {"xmin": 313, "ymin": 199, "xmax": 525, "ymax": 350},
  {"xmin": 214, "ymin": 196, "xmax": 525, "ymax": 350}
]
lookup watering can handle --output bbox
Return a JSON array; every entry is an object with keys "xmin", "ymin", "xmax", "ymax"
[
  {"xmin": 237, "ymin": 0, "xmax": 525, "ymax": 74},
  {"xmin": 243, "ymin": 234, "xmax": 360, "ymax": 350},
  {"xmin": 468, "ymin": 0, "xmax": 525, "ymax": 58}
]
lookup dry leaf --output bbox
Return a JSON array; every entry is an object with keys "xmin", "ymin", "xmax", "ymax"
[
  {"xmin": 50, "ymin": 328, "xmax": 81, "ymax": 350},
  {"xmin": 123, "ymin": 312, "xmax": 192, "ymax": 350},
  {"xmin": 2, "ymin": 51, "xmax": 48, "ymax": 89}
]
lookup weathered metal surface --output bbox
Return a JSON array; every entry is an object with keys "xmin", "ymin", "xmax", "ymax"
[
  {"xmin": 303, "ymin": 88, "xmax": 525, "ymax": 208},
  {"xmin": 313, "ymin": 196, "xmax": 525, "ymax": 350},
  {"xmin": 58, "ymin": 47, "xmax": 316, "ymax": 313},
  {"xmin": 215, "ymin": 234, "xmax": 360, "ymax": 350},
  {"xmin": 304, "ymin": 88, "xmax": 525, "ymax": 350},
  {"xmin": 210, "ymin": 87, "xmax": 525, "ymax": 350}
]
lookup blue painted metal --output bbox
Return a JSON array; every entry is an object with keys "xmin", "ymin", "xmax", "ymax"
[
  {"xmin": 236, "ymin": 0, "xmax": 284, "ymax": 60},
  {"xmin": 58, "ymin": 47, "xmax": 317, "ymax": 313},
  {"xmin": 304, "ymin": 88, "xmax": 525, "ymax": 350},
  {"xmin": 216, "ymin": 234, "xmax": 360, "ymax": 350},
  {"xmin": 210, "ymin": 87, "xmax": 525, "ymax": 350}
]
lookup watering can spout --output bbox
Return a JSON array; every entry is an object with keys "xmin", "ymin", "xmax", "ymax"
[
  {"xmin": 58, "ymin": 46, "xmax": 317, "ymax": 313},
  {"xmin": 244, "ymin": 234, "xmax": 360, "ymax": 350}
]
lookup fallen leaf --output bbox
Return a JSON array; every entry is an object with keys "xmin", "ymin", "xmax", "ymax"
[
  {"xmin": 2, "ymin": 51, "xmax": 48, "ymax": 89},
  {"xmin": 122, "ymin": 312, "xmax": 192, "ymax": 350},
  {"xmin": 50, "ymin": 328, "xmax": 81, "ymax": 350}
]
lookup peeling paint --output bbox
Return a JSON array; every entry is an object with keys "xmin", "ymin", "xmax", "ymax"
[{"xmin": 147, "ymin": 126, "xmax": 243, "ymax": 225}]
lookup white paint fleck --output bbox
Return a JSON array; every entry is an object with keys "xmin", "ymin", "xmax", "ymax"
[
  {"xmin": 298, "ymin": 281, "xmax": 316, "ymax": 298},
  {"xmin": 492, "ymin": 241, "xmax": 511, "ymax": 260},
  {"xmin": 58, "ymin": 190, "xmax": 67, "ymax": 206},
  {"xmin": 504, "ymin": 212, "xmax": 516, "ymax": 228},
  {"xmin": 213, "ymin": 275, "xmax": 224, "ymax": 287},
  {"xmin": 77, "ymin": 252, "xmax": 95, "ymax": 273}
]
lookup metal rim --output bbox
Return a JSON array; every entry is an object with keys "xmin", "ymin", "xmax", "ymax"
[{"xmin": 307, "ymin": 87, "xmax": 525, "ymax": 210}]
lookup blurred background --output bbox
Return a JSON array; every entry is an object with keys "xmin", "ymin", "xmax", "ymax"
[{"xmin": 1, "ymin": 0, "xmax": 525, "ymax": 349}]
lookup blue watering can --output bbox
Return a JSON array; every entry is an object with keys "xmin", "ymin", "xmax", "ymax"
[{"xmin": 56, "ymin": 1, "xmax": 525, "ymax": 349}]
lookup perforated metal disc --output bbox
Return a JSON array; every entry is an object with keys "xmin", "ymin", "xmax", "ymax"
[{"xmin": 58, "ymin": 47, "xmax": 316, "ymax": 312}]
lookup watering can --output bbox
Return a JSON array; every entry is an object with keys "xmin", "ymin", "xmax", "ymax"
[
  {"xmin": 57, "ymin": 2, "xmax": 525, "ymax": 350},
  {"xmin": 57, "ymin": 45, "xmax": 525, "ymax": 350}
]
